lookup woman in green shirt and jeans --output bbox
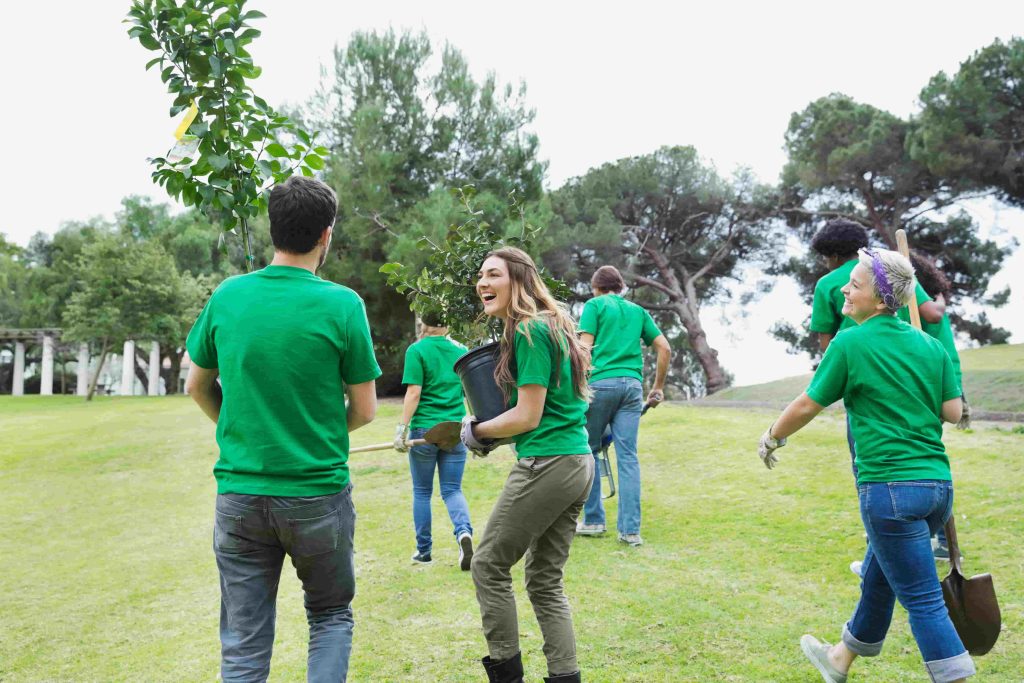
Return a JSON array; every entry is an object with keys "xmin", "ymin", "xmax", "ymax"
[
  {"xmin": 460, "ymin": 247, "xmax": 594, "ymax": 683},
  {"xmin": 758, "ymin": 248, "xmax": 975, "ymax": 683}
]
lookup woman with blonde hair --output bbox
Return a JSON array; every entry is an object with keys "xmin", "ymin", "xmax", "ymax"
[
  {"xmin": 460, "ymin": 247, "xmax": 593, "ymax": 683},
  {"xmin": 758, "ymin": 248, "xmax": 974, "ymax": 683}
]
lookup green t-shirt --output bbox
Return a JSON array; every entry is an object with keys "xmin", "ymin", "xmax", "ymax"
[
  {"xmin": 805, "ymin": 314, "xmax": 959, "ymax": 484},
  {"xmin": 186, "ymin": 265, "xmax": 382, "ymax": 496},
  {"xmin": 896, "ymin": 282, "xmax": 933, "ymax": 324},
  {"xmin": 401, "ymin": 335, "xmax": 468, "ymax": 429},
  {"xmin": 509, "ymin": 318, "xmax": 591, "ymax": 458},
  {"xmin": 578, "ymin": 294, "xmax": 662, "ymax": 382},
  {"xmin": 922, "ymin": 314, "xmax": 963, "ymax": 395},
  {"xmin": 810, "ymin": 259, "xmax": 858, "ymax": 335}
]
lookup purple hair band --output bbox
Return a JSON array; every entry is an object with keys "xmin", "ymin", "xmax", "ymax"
[{"xmin": 864, "ymin": 249, "xmax": 899, "ymax": 310}]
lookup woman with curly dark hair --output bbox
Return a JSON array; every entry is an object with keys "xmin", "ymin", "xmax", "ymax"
[{"xmin": 460, "ymin": 246, "xmax": 593, "ymax": 683}]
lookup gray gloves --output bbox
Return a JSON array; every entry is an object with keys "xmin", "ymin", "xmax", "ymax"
[
  {"xmin": 394, "ymin": 423, "xmax": 409, "ymax": 452},
  {"xmin": 460, "ymin": 415, "xmax": 495, "ymax": 456},
  {"xmin": 758, "ymin": 424, "xmax": 787, "ymax": 469},
  {"xmin": 956, "ymin": 396, "xmax": 972, "ymax": 430}
]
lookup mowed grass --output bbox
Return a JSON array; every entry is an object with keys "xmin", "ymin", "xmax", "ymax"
[
  {"xmin": 715, "ymin": 343, "xmax": 1024, "ymax": 413},
  {"xmin": 1, "ymin": 396, "xmax": 1022, "ymax": 682}
]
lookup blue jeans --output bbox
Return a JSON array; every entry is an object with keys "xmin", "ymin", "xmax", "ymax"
[
  {"xmin": 582, "ymin": 377, "xmax": 643, "ymax": 534},
  {"xmin": 214, "ymin": 486, "xmax": 357, "ymax": 683},
  {"xmin": 844, "ymin": 481, "xmax": 975, "ymax": 682},
  {"xmin": 409, "ymin": 427, "xmax": 472, "ymax": 554}
]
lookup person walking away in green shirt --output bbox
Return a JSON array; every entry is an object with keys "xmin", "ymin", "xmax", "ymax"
[
  {"xmin": 460, "ymin": 247, "xmax": 593, "ymax": 683},
  {"xmin": 758, "ymin": 248, "xmax": 975, "ymax": 683},
  {"xmin": 574, "ymin": 265, "xmax": 671, "ymax": 546},
  {"xmin": 185, "ymin": 175, "xmax": 381, "ymax": 683},
  {"xmin": 394, "ymin": 311, "xmax": 474, "ymax": 569}
]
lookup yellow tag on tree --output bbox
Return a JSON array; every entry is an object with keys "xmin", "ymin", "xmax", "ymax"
[{"xmin": 174, "ymin": 100, "xmax": 199, "ymax": 140}]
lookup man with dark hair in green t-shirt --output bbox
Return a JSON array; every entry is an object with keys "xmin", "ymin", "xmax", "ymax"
[{"xmin": 185, "ymin": 175, "xmax": 381, "ymax": 683}]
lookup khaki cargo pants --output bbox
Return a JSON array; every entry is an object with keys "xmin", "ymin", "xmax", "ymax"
[{"xmin": 470, "ymin": 453, "xmax": 594, "ymax": 676}]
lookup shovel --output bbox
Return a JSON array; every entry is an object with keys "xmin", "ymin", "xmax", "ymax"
[
  {"xmin": 349, "ymin": 420, "xmax": 463, "ymax": 454},
  {"xmin": 596, "ymin": 399, "xmax": 656, "ymax": 499}
]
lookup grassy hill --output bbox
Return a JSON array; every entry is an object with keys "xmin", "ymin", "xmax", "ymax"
[
  {"xmin": 1, "ymin": 396, "xmax": 1021, "ymax": 680},
  {"xmin": 713, "ymin": 343, "xmax": 1024, "ymax": 414}
]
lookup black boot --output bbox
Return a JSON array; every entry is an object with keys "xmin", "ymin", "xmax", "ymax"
[
  {"xmin": 544, "ymin": 672, "xmax": 581, "ymax": 683},
  {"xmin": 481, "ymin": 652, "xmax": 524, "ymax": 683}
]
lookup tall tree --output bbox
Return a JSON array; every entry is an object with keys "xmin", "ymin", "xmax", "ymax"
[
  {"xmin": 308, "ymin": 29, "xmax": 546, "ymax": 391},
  {"xmin": 550, "ymin": 146, "xmax": 779, "ymax": 395},
  {"xmin": 774, "ymin": 93, "xmax": 1012, "ymax": 355},
  {"xmin": 913, "ymin": 38, "xmax": 1024, "ymax": 206}
]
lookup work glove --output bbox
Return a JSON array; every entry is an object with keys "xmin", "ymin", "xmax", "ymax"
[
  {"xmin": 394, "ymin": 423, "xmax": 409, "ymax": 452},
  {"xmin": 956, "ymin": 396, "xmax": 972, "ymax": 430},
  {"xmin": 758, "ymin": 424, "xmax": 786, "ymax": 470},
  {"xmin": 460, "ymin": 415, "xmax": 495, "ymax": 457},
  {"xmin": 645, "ymin": 389, "xmax": 664, "ymax": 409}
]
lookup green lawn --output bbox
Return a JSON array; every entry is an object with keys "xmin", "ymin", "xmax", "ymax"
[
  {"xmin": 715, "ymin": 343, "xmax": 1024, "ymax": 414},
  {"xmin": 1, "ymin": 396, "xmax": 1021, "ymax": 681}
]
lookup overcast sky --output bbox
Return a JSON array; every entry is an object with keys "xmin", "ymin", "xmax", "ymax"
[{"xmin": 1, "ymin": 1, "xmax": 1021, "ymax": 385}]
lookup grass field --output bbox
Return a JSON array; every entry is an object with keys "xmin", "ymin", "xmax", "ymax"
[
  {"xmin": 1, "ymin": 396, "xmax": 1022, "ymax": 681},
  {"xmin": 714, "ymin": 343, "xmax": 1024, "ymax": 414}
]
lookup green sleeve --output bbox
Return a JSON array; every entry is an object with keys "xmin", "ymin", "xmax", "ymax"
[
  {"xmin": 515, "ymin": 321, "xmax": 554, "ymax": 387},
  {"xmin": 579, "ymin": 298, "xmax": 598, "ymax": 336},
  {"xmin": 401, "ymin": 345, "xmax": 423, "ymax": 386},
  {"xmin": 809, "ymin": 282, "xmax": 840, "ymax": 334},
  {"xmin": 940, "ymin": 349, "xmax": 960, "ymax": 402},
  {"xmin": 185, "ymin": 294, "xmax": 218, "ymax": 369},
  {"xmin": 340, "ymin": 298, "xmax": 383, "ymax": 385},
  {"xmin": 805, "ymin": 338, "xmax": 848, "ymax": 407},
  {"xmin": 640, "ymin": 308, "xmax": 662, "ymax": 346}
]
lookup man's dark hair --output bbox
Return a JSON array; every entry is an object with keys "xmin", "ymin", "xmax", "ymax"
[
  {"xmin": 591, "ymin": 265, "xmax": 626, "ymax": 293},
  {"xmin": 909, "ymin": 251, "xmax": 952, "ymax": 298},
  {"xmin": 810, "ymin": 219, "xmax": 869, "ymax": 258},
  {"xmin": 268, "ymin": 175, "xmax": 338, "ymax": 254}
]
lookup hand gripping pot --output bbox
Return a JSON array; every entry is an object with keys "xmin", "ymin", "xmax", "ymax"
[
  {"xmin": 453, "ymin": 342, "xmax": 511, "ymax": 423},
  {"xmin": 940, "ymin": 516, "xmax": 1001, "ymax": 655}
]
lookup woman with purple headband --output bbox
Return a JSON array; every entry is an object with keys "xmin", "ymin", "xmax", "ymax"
[{"xmin": 757, "ymin": 248, "xmax": 974, "ymax": 683}]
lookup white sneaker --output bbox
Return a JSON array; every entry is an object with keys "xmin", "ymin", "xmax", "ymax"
[
  {"xmin": 575, "ymin": 521, "xmax": 606, "ymax": 536},
  {"xmin": 618, "ymin": 533, "xmax": 643, "ymax": 547},
  {"xmin": 849, "ymin": 560, "xmax": 863, "ymax": 577},
  {"xmin": 457, "ymin": 532, "xmax": 473, "ymax": 571}
]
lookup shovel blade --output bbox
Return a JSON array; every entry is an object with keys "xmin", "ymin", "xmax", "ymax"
[{"xmin": 423, "ymin": 421, "xmax": 463, "ymax": 450}]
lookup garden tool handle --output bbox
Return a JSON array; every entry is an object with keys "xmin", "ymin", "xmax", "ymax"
[{"xmin": 349, "ymin": 439, "xmax": 426, "ymax": 454}]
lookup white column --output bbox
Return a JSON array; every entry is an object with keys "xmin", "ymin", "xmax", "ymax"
[
  {"xmin": 76, "ymin": 343, "xmax": 89, "ymax": 396},
  {"xmin": 121, "ymin": 340, "xmax": 135, "ymax": 396},
  {"xmin": 40, "ymin": 336, "xmax": 54, "ymax": 396},
  {"xmin": 12, "ymin": 341, "xmax": 25, "ymax": 396},
  {"xmin": 148, "ymin": 341, "xmax": 160, "ymax": 396}
]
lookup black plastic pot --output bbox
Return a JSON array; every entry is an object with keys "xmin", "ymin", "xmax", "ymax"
[{"xmin": 453, "ymin": 341, "xmax": 510, "ymax": 422}]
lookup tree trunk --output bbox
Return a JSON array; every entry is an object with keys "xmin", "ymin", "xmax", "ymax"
[
  {"xmin": 162, "ymin": 349, "xmax": 183, "ymax": 395},
  {"xmin": 133, "ymin": 346, "xmax": 150, "ymax": 394},
  {"xmin": 671, "ymin": 301, "xmax": 729, "ymax": 395},
  {"xmin": 86, "ymin": 339, "xmax": 110, "ymax": 402}
]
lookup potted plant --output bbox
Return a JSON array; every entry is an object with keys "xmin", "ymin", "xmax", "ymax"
[{"xmin": 380, "ymin": 186, "xmax": 570, "ymax": 421}]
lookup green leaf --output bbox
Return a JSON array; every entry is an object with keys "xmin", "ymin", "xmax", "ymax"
[
  {"xmin": 219, "ymin": 193, "xmax": 235, "ymax": 210},
  {"xmin": 138, "ymin": 33, "xmax": 161, "ymax": 51},
  {"xmin": 240, "ymin": 9, "xmax": 267, "ymax": 21},
  {"xmin": 314, "ymin": 146, "xmax": 330, "ymax": 156},
  {"xmin": 300, "ymin": 166, "xmax": 314, "ymax": 177},
  {"xmin": 224, "ymin": 38, "xmax": 236, "ymax": 55},
  {"xmin": 304, "ymin": 154, "xmax": 325, "ymax": 170},
  {"xmin": 144, "ymin": 56, "xmax": 162, "ymax": 71},
  {"xmin": 265, "ymin": 143, "xmax": 289, "ymax": 157},
  {"xmin": 210, "ymin": 55, "xmax": 222, "ymax": 78},
  {"xmin": 207, "ymin": 154, "xmax": 230, "ymax": 171}
]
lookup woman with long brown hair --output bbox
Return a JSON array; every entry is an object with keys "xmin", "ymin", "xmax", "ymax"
[{"xmin": 460, "ymin": 247, "xmax": 593, "ymax": 683}]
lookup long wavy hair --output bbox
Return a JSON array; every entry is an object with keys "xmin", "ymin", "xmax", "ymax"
[{"xmin": 485, "ymin": 247, "xmax": 591, "ymax": 402}]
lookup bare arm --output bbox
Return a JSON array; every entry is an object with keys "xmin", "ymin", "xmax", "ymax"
[
  {"xmin": 770, "ymin": 392, "xmax": 826, "ymax": 440},
  {"xmin": 400, "ymin": 385, "xmax": 422, "ymax": 426},
  {"xmin": 473, "ymin": 384, "xmax": 546, "ymax": 440},
  {"xmin": 185, "ymin": 362, "xmax": 222, "ymax": 424},
  {"xmin": 580, "ymin": 332, "xmax": 594, "ymax": 349},
  {"xmin": 647, "ymin": 334, "xmax": 671, "ymax": 405},
  {"xmin": 818, "ymin": 333, "xmax": 833, "ymax": 353},
  {"xmin": 346, "ymin": 380, "xmax": 377, "ymax": 432},
  {"xmin": 941, "ymin": 396, "xmax": 963, "ymax": 424},
  {"xmin": 919, "ymin": 300, "xmax": 944, "ymax": 324}
]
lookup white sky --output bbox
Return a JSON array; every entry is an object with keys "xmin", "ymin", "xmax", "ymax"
[{"xmin": 1, "ymin": 1, "xmax": 1021, "ymax": 385}]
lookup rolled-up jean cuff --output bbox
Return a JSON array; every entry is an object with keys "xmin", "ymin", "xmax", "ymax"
[
  {"xmin": 842, "ymin": 624, "xmax": 884, "ymax": 657},
  {"xmin": 925, "ymin": 651, "xmax": 975, "ymax": 683},
  {"xmin": 487, "ymin": 639, "xmax": 520, "ymax": 663}
]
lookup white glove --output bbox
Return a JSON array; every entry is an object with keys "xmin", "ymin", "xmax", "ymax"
[
  {"xmin": 758, "ymin": 425, "xmax": 786, "ymax": 470},
  {"xmin": 394, "ymin": 423, "xmax": 409, "ymax": 452},
  {"xmin": 460, "ymin": 415, "xmax": 494, "ymax": 456}
]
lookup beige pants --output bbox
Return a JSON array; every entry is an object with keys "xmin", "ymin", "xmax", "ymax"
[{"xmin": 470, "ymin": 454, "xmax": 595, "ymax": 675}]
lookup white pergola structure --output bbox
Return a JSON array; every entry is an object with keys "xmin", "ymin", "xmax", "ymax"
[{"xmin": 1, "ymin": 329, "xmax": 162, "ymax": 396}]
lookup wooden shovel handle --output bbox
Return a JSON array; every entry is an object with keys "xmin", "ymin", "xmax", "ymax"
[
  {"xmin": 349, "ymin": 439, "xmax": 426, "ymax": 454},
  {"xmin": 894, "ymin": 229, "xmax": 922, "ymax": 330}
]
